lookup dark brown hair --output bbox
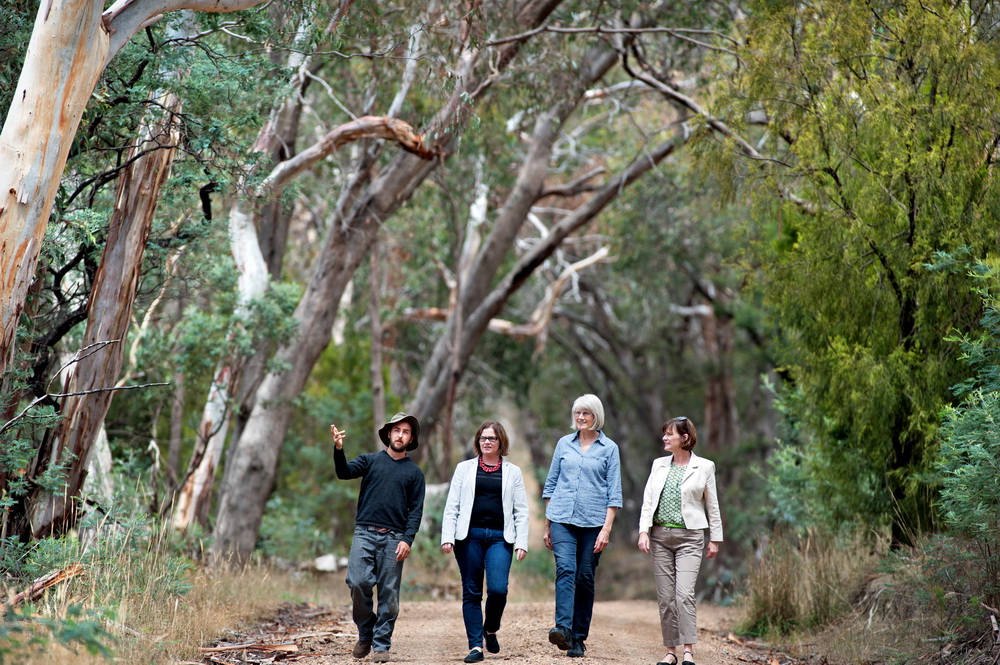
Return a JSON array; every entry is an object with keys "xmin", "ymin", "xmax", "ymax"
[
  {"xmin": 662, "ymin": 416, "xmax": 697, "ymax": 451},
  {"xmin": 473, "ymin": 420, "xmax": 510, "ymax": 457}
]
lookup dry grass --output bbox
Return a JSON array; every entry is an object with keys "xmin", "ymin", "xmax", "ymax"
[
  {"xmin": 739, "ymin": 532, "xmax": 1000, "ymax": 665},
  {"xmin": 20, "ymin": 564, "xmax": 339, "ymax": 665},
  {"xmin": 0, "ymin": 512, "xmax": 349, "ymax": 665},
  {"xmin": 739, "ymin": 529, "xmax": 886, "ymax": 638}
]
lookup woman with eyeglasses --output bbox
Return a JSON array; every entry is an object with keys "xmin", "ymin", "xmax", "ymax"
[
  {"xmin": 441, "ymin": 420, "xmax": 529, "ymax": 663},
  {"xmin": 542, "ymin": 394, "xmax": 623, "ymax": 658},
  {"xmin": 637, "ymin": 416, "xmax": 723, "ymax": 665}
]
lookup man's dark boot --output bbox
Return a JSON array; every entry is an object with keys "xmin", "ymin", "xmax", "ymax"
[
  {"xmin": 548, "ymin": 626, "xmax": 571, "ymax": 650},
  {"xmin": 352, "ymin": 640, "xmax": 372, "ymax": 658}
]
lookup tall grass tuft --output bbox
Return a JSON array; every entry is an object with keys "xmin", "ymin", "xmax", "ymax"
[{"xmin": 739, "ymin": 528, "xmax": 884, "ymax": 638}]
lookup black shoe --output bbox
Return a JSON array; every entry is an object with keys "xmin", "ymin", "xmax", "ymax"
[
  {"xmin": 567, "ymin": 639, "xmax": 587, "ymax": 658},
  {"xmin": 352, "ymin": 640, "xmax": 372, "ymax": 658},
  {"xmin": 485, "ymin": 632, "xmax": 500, "ymax": 653},
  {"xmin": 548, "ymin": 626, "xmax": 571, "ymax": 650},
  {"xmin": 681, "ymin": 650, "xmax": 695, "ymax": 665},
  {"xmin": 464, "ymin": 648, "xmax": 485, "ymax": 663}
]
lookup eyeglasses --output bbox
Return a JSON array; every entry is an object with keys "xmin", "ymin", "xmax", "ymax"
[
  {"xmin": 674, "ymin": 416, "xmax": 688, "ymax": 421},
  {"xmin": 479, "ymin": 436, "xmax": 499, "ymax": 443},
  {"xmin": 574, "ymin": 411, "xmax": 594, "ymax": 418}
]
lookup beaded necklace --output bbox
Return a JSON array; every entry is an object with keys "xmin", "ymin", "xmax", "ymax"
[{"xmin": 478, "ymin": 455, "xmax": 501, "ymax": 473}]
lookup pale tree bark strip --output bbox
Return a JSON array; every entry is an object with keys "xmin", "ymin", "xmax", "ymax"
[{"xmin": 0, "ymin": 0, "xmax": 109, "ymax": 373}]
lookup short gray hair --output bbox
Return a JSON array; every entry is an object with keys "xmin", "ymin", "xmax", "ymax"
[{"xmin": 571, "ymin": 394, "xmax": 605, "ymax": 431}]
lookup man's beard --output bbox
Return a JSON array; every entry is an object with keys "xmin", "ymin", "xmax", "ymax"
[{"xmin": 389, "ymin": 439, "xmax": 408, "ymax": 452}]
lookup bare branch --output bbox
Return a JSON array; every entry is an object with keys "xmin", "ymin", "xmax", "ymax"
[
  {"xmin": 0, "ymin": 382, "xmax": 169, "ymax": 436},
  {"xmin": 540, "ymin": 167, "xmax": 607, "ymax": 198},
  {"xmin": 256, "ymin": 116, "xmax": 438, "ymax": 196},
  {"xmin": 620, "ymin": 51, "xmax": 817, "ymax": 214}
]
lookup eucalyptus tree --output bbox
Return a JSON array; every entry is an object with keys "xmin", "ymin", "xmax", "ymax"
[
  {"xmin": 0, "ymin": 1, "xmax": 302, "ymax": 538},
  {"xmin": 0, "ymin": 0, "xmax": 277, "ymax": 380},
  {"xmin": 700, "ymin": 0, "xmax": 1000, "ymax": 541}
]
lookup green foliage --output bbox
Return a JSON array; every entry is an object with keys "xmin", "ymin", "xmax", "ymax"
[
  {"xmin": 932, "ymin": 264, "xmax": 1000, "ymax": 611},
  {"xmin": 0, "ymin": 604, "xmax": 112, "ymax": 663},
  {"xmin": 713, "ymin": 0, "xmax": 1000, "ymax": 539},
  {"xmin": 0, "ymin": 2, "xmax": 32, "ymax": 117},
  {"xmin": 260, "ymin": 326, "xmax": 384, "ymax": 561}
]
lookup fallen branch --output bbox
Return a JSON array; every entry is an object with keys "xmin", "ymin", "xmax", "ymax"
[
  {"xmin": 3, "ymin": 564, "xmax": 85, "ymax": 610},
  {"xmin": 199, "ymin": 642, "xmax": 298, "ymax": 653}
]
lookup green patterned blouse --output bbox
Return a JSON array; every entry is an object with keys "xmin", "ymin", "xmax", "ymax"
[{"xmin": 653, "ymin": 461, "xmax": 686, "ymax": 528}]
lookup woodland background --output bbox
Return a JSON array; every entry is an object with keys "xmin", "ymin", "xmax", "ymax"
[{"xmin": 0, "ymin": 0, "xmax": 999, "ymax": 662}]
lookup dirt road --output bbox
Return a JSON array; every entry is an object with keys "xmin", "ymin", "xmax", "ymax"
[{"xmin": 205, "ymin": 598, "xmax": 779, "ymax": 665}]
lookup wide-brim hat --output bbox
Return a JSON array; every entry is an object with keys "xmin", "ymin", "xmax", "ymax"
[{"xmin": 378, "ymin": 412, "xmax": 421, "ymax": 451}]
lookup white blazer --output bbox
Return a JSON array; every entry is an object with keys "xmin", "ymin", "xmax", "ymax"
[
  {"xmin": 440, "ymin": 458, "xmax": 530, "ymax": 551},
  {"xmin": 638, "ymin": 452, "xmax": 723, "ymax": 542}
]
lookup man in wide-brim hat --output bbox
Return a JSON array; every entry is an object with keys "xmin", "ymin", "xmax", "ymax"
[{"xmin": 331, "ymin": 412, "xmax": 426, "ymax": 663}]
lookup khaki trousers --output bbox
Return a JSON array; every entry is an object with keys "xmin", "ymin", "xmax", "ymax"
[{"xmin": 649, "ymin": 526, "xmax": 705, "ymax": 646}]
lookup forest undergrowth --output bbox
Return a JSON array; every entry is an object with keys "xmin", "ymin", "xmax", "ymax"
[{"xmin": 741, "ymin": 529, "xmax": 1000, "ymax": 665}]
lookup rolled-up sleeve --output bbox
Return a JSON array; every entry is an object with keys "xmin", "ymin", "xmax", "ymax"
[
  {"xmin": 606, "ymin": 444, "xmax": 622, "ymax": 509},
  {"xmin": 705, "ymin": 461, "xmax": 723, "ymax": 542},
  {"xmin": 542, "ymin": 442, "xmax": 564, "ymax": 499}
]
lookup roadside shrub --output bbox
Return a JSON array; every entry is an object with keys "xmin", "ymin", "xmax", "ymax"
[{"xmin": 0, "ymin": 604, "xmax": 112, "ymax": 663}]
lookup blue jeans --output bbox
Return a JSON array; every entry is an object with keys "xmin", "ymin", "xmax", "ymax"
[
  {"xmin": 346, "ymin": 526, "xmax": 405, "ymax": 652},
  {"xmin": 550, "ymin": 521, "xmax": 602, "ymax": 641},
  {"xmin": 453, "ymin": 527, "xmax": 514, "ymax": 649}
]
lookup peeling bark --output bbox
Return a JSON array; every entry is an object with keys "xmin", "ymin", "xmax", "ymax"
[{"xmin": 22, "ymin": 92, "xmax": 181, "ymax": 538}]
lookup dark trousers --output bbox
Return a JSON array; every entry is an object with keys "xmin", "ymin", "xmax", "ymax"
[
  {"xmin": 550, "ymin": 521, "xmax": 602, "ymax": 642},
  {"xmin": 453, "ymin": 526, "xmax": 514, "ymax": 649},
  {"xmin": 345, "ymin": 526, "xmax": 405, "ymax": 652}
]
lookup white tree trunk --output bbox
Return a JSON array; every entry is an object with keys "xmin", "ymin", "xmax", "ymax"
[{"xmin": 0, "ymin": 0, "xmax": 108, "ymax": 372}]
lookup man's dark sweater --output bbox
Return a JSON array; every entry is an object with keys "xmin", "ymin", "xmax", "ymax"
[{"xmin": 335, "ymin": 448, "xmax": 426, "ymax": 545}]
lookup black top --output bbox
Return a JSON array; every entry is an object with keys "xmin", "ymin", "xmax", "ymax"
[
  {"xmin": 470, "ymin": 465, "xmax": 504, "ymax": 530},
  {"xmin": 334, "ymin": 448, "xmax": 426, "ymax": 545}
]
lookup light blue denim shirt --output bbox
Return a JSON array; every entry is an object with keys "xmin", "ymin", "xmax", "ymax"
[{"xmin": 542, "ymin": 430, "xmax": 623, "ymax": 528}]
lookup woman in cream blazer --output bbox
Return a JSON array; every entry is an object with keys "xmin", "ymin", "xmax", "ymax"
[
  {"xmin": 637, "ymin": 417, "xmax": 722, "ymax": 665},
  {"xmin": 441, "ymin": 421, "xmax": 529, "ymax": 663}
]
